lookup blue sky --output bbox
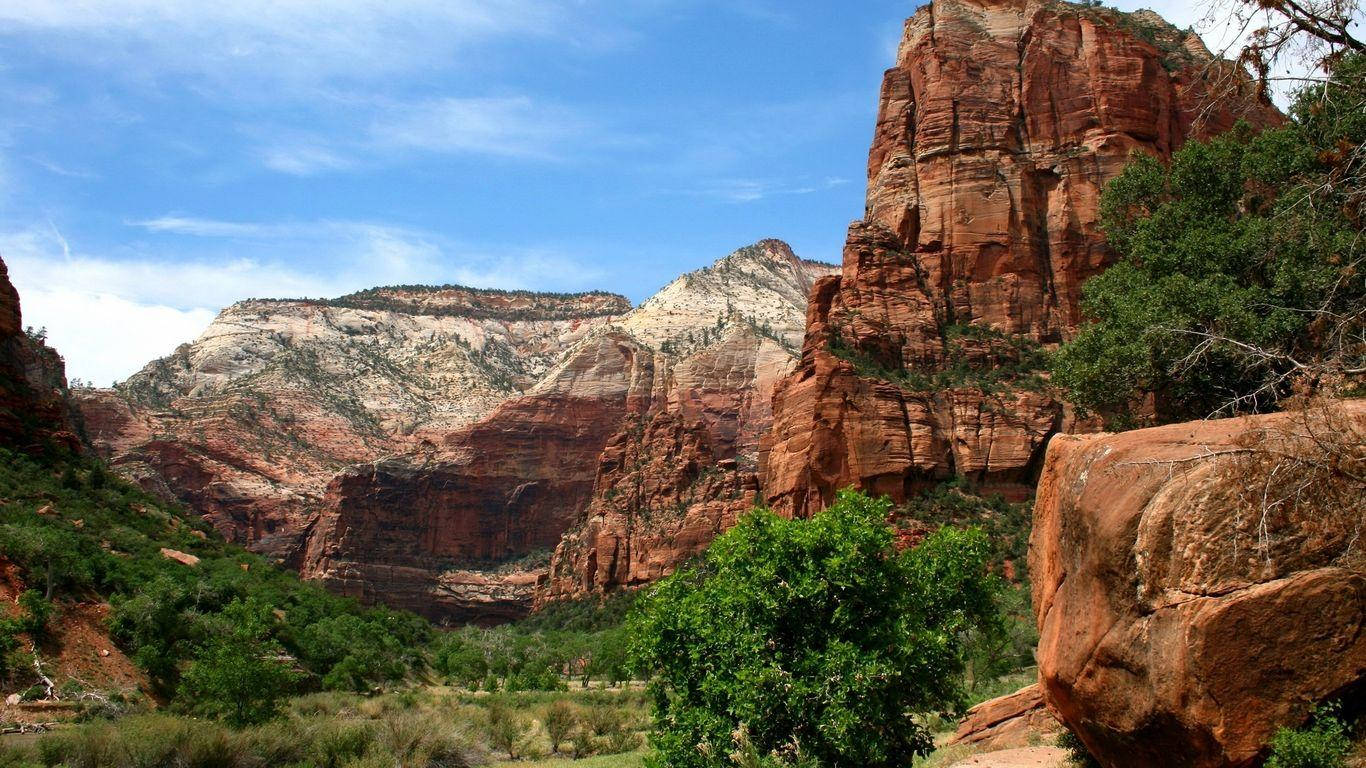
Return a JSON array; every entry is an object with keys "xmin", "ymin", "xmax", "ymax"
[{"xmin": 0, "ymin": 0, "xmax": 1268, "ymax": 384}]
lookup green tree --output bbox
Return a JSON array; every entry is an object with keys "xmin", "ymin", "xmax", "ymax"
[
  {"xmin": 0, "ymin": 619, "xmax": 18, "ymax": 682},
  {"xmin": 294, "ymin": 613, "xmax": 407, "ymax": 692},
  {"xmin": 0, "ymin": 525, "xmax": 93, "ymax": 599},
  {"xmin": 629, "ymin": 490, "xmax": 1001, "ymax": 768},
  {"xmin": 1053, "ymin": 53, "xmax": 1365, "ymax": 424},
  {"xmin": 178, "ymin": 598, "xmax": 300, "ymax": 726},
  {"xmin": 16, "ymin": 590, "xmax": 52, "ymax": 640},
  {"xmin": 1266, "ymin": 705, "xmax": 1352, "ymax": 768}
]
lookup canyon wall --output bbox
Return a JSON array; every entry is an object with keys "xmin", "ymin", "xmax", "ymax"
[
  {"xmin": 81, "ymin": 241, "xmax": 833, "ymax": 620},
  {"xmin": 1031, "ymin": 401, "xmax": 1366, "ymax": 767},
  {"xmin": 77, "ymin": 287, "xmax": 628, "ymax": 562},
  {"xmin": 760, "ymin": 0, "xmax": 1281, "ymax": 516},
  {"xmin": 540, "ymin": 241, "xmax": 833, "ymax": 601},
  {"xmin": 0, "ymin": 255, "xmax": 82, "ymax": 454}
]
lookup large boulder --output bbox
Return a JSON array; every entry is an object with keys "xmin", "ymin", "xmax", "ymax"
[{"xmin": 1030, "ymin": 401, "xmax": 1366, "ymax": 767}]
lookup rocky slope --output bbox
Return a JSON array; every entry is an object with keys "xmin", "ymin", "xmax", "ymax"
[
  {"xmin": 760, "ymin": 0, "xmax": 1282, "ymax": 516},
  {"xmin": 1031, "ymin": 400, "xmax": 1366, "ymax": 767},
  {"xmin": 77, "ymin": 287, "xmax": 628, "ymax": 561},
  {"xmin": 81, "ymin": 242, "xmax": 832, "ymax": 620},
  {"xmin": 0, "ymin": 254, "xmax": 83, "ymax": 455}
]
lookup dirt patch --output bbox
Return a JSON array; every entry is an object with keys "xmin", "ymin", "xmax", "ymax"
[{"xmin": 948, "ymin": 746, "xmax": 1068, "ymax": 768}]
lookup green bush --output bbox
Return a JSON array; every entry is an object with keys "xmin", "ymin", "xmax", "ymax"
[
  {"xmin": 17, "ymin": 589, "xmax": 53, "ymax": 639},
  {"xmin": 544, "ymin": 699, "xmax": 578, "ymax": 753},
  {"xmin": 630, "ymin": 489, "xmax": 1002, "ymax": 768},
  {"xmin": 176, "ymin": 598, "xmax": 302, "ymax": 726},
  {"xmin": 1266, "ymin": 706, "xmax": 1352, "ymax": 768},
  {"xmin": 1057, "ymin": 729, "xmax": 1102, "ymax": 768},
  {"xmin": 0, "ymin": 447, "xmax": 433, "ymax": 707}
]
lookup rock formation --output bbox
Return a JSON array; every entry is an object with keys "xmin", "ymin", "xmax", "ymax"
[
  {"xmin": 81, "ymin": 241, "xmax": 833, "ymax": 620},
  {"xmin": 305, "ymin": 241, "xmax": 832, "ymax": 618},
  {"xmin": 949, "ymin": 684, "xmax": 1060, "ymax": 752},
  {"xmin": 536, "ymin": 241, "xmax": 833, "ymax": 602},
  {"xmin": 77, "ymin": 287, "xmax": 628, "ymax": 562},
  {"xmin": 1031, "ymin": 401, "xmax": 1366, "ymax": 767},
  {"xmin": 0, "ymin": 254, "xmax": 82, "ymax": 454},
  {"xmin": 760, "ymin": 0, "xmax": 1281, "ymax": 516}
]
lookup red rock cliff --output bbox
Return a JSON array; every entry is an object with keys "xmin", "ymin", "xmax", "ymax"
[
  {"xmin": 761, "ymin": 0, "xmax": 1280, "ymax": 516},
  {"xmin": 0, "ymin": 254, "xmax": 82, "ymax": 454},
  {"xmin": 538, "ymin": 243, "xmax": 833, "ymax": 603}
]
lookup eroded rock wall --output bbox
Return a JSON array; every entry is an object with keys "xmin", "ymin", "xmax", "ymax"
[
  {"xmin": 761, "ymin": 0, "xmax": 1281, "ymax": 516},
  {"xmin": 0, "ymin": 255, "xmax": 82, "ymax": 454}
]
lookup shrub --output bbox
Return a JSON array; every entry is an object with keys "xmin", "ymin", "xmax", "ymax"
[
  {"xmin": 177, "ymin": 598, "xmax": 301, "ymax": 726},
  {"xmin": 1266, "ymin": 706, "xmax": 1352, "ymax": 768},
  {"xmin": 544, "ymin": 700, "xmax": 578, "ymax": 753},
  {"xmin": 630, "ymin": 490, "xmax": 1002, "ymax": 768},
  {"xmin": 1057, "ymin": 729, "xmax": 1102, "ymax": 768},
  {"xmin": 485, "ymin": 700, "xmax": 531, "ymax": 759},
  {"xmin": 1054, "ymin": 53, "xmax": 1366, "ymax": 423},
  {"xmin": 17, "ymin": 590, "xmax": 52, "ymax": 639}
]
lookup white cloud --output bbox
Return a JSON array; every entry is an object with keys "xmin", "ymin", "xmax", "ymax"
[
  {"xmin": 2, "ymin": 217, "xmax": 607, "ymax": 383},
  {"xmin": 372, "ymin": 96, "xmax": 593, "ymax": 161},
  {"xmin": 21, "ymin": 287, "xmax": 215, "ymax": 388},
  {"xmin": 259, "ymin": 146, "xmax": 354, "ymax": 177},
  {"xmin": 246, "ymin": 95, "xmax": 601, "ymax": 174}
]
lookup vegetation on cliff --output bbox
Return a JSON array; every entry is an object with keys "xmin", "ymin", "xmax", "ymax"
[
  {"xmin": 1054, "ymin": 52, "xmax": 1366, "ymax": 424},
  {"xmin": 0, "ymin": 447, "xmax": 429, "ymax": 716}
]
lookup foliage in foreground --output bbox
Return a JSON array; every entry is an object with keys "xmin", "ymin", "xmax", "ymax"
[
  {"xmin": 629, "ymin": 490, "xmax": 1002, "ymax": 768},
  {"xmin": 0, "ymin": 688, "xmax": 648, "ymax": 768},
  {"xmin": 1053, "ymin": 53, "xmax": 1366, "ymax": 425},
  {"xmin": 0, "ymin": 447, "xmax": 429, "ymax": 721},
  {"xmin": 1265, "ymin": 705, "xmax": 1353, "ymax": 768}
]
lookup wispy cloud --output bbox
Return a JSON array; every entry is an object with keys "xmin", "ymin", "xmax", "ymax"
[
  {"xmin": 0, "ymin": 1, "xmax": 566, "ymax": 91},
  {"xmin": 372, "ymin": 96, "xmax": 593, "ymax": 161},
  {"xmin": 671, "ymin": 175, "xmax": 851, "ymax": 204},
  {"xmin": 244, "ymin": 94, "xmax": 604, "ymax": 175},
  {"xmin": 259, "ymin": 146, "xmax": 355, "ymax": 177},
  {"xmin": 26, "ymin": 156, "xmax": 99, "ymax": 179}
]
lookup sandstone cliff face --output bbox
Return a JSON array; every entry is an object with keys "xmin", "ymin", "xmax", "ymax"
[
  {"xmin": 77, "ymin": 287, "xmax": 628, "ymax": 561},
  {"xmin": 761, "ymin": 0, "xmax": 1281, "ymax": 516},
  {"xmin": 298, "ymin": 331, "xmax": 656, "ymax": 622},
  {"xmin": 0, "ymin": 254, "xmax": 82, "ymax": 454},
  {"xmin": 1030, "ymin": 402, "xmax": 1366, "ymax": 768},
  {"xmin": 538, "ymin": 242, "xmax": 834, "ymax": 602}
]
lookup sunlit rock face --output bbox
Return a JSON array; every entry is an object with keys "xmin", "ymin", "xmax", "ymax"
[
  {"xmin": 1031, "ymin": 403, "xmax": 1366, "ymax": 768},
  {"xmin": 77, "ymin": 287, "xmax": 629, "ymax": 565},
  {"xmin": 80, "ymin": 242, "xmax": 834, "ymax": 621},
  {"xmin": 760, "ymin": 0, "xmax": 1281, "ymax": 517}
]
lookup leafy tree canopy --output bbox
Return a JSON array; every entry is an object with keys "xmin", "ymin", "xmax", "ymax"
[{"xmin": 628, "ymin": 490, "xmax": 1001, "ymax": 768}]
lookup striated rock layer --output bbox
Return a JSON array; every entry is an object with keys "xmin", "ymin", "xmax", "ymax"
[
  {"xmin": 305, "ymin": 241, "xmax": 833, "ymax": 617},
  {"xmin": 0, "ymin": 254, "xmax": 82, "ymax": 454},
  {"xmin": 1030, "ymin": 401, "xmax": 1366, "ymax": 768},
  {"xmin": 83, "ymin": 241, "xmax": 833, "ymax": 620},
  {"xmin": 78, "ymin": 287, "xmax": 629, "ymax": 563},
  {"xmin": 537, "ymin": 242, "xmax": 833, "ymax": 602},
  {"xmin": 761, "ymin": 0, "xmax": 1281, "ymax": 516}
]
